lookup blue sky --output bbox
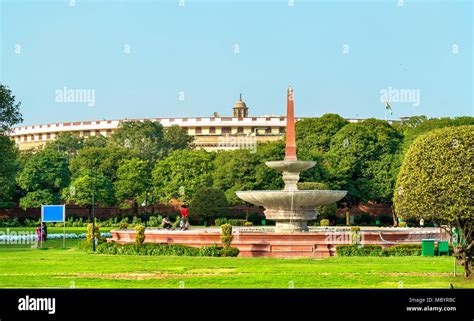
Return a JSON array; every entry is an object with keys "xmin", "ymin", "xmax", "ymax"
[{"xmin": 1, "ymin": 0, "xmax": 472, "ymax": 126}]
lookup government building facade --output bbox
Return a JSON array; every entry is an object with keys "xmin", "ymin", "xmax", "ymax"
[{"xmin": 9, "ymin": 96, "xmax": 398, "ymax": 151}]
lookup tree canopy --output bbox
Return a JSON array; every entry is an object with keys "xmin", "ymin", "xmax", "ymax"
[
  {"xmin": 393, "ymin": 125, "xmax": 473, "ymax": 277},
  {"xmin": 0, "ymin": 83, "xmax": 22, "ymax": 133}
]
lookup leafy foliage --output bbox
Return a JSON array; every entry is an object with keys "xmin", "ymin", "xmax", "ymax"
[
  {"xmin": 394, "ymin": 125, "xmax": 473, "ymax": 277},
  {"xmin": 153, "ymin": 149, "xmax": 214, "ymax": 202},
  {"xmin": 17, "ymin": 148, "xmax": 70, "ymax": 209},
  {"xmin": 115, "ymin": 158, "xmax": 150, "ymax": 209},
  {"xmin": 0, "ymin": 83, "xmax": 23, "ymax": 132},
  {"xmin": 0, "ymin": 135, "xmax": 19, "ymax": 208},
  {"xmin": 189, "ymin": 187, "xmax": 229, "ymax": 224}
]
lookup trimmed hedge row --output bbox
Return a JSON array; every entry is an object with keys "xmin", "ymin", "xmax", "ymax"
[
  {"xmin": 95, "ymin": 242, "xmax": 239, "ymax": 257},
  {"xmin": 336, "ymin": 244, "xmax": 452, "ymax": 257}
]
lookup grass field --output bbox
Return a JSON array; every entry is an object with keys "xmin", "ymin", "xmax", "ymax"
[{"xmin": 0, "ymin": 234, "xmax": 471, "ymax": 289}]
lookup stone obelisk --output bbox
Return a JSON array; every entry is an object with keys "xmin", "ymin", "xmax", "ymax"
[{"xmin": 285, "ymin": 87, "xmax": 297, "ymax": 160}]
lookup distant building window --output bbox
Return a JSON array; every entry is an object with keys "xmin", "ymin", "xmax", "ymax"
[
  {"xmin": 252, "ymin": 117, "xmax": 257, "ymax": 121},
  {"xmin": 95, "ymin": 130, "xmax": 101, "ymax": 136},
  {"xmin": 183, "ymin": 118, "xmax": 188, "ymax": 122},
  {"xmin": 265, "ymin": 128, "xmax": 271, "ymax": 134},
  {"xmin": 279, "ymin": 127, "xmax": 285, "ymax": 134},
  {"xmin": 196, "ymin": 118, "xmax": 201, "ymax": 121},
  {"xmin": 46, "ymin": 133, "xmax": 51, "ymax": 139},
  {"xmin": 210, "ymin": 127, "xmax": 216, "ymax": 134},
  {"xmin": 23, "ymin": 136, "xmax": 27, "ymax": 142},
  {"xmin": 107, "ymin": 120, "xmax": 112, "ymax": 124},
  {"xmin": 237, "ymin": 127, "xmax": 244, "ymax": 134},
  {"xmin": 30, "ymin": 135, "xmax": 34, "ymax": 141},
  {"xmin": 38, "ymin": 134, "xmax": 42, "ymax": 140},
  {"xmin": 280, "ymin": 117, "xmax": 285, "ymax": 121},
  {"xmin": 266, "ymin": 117, "xmax": 271, "ymax": 121},
  {"xmin": 83, "ymin": 131, "xmax": 90, "ymax": 137},
  {"xmin": 195, "ymin": 127, "xmax": 202, "ymax": 134},
  {"xmin": 73, "ymin": 122, "xmax": 81, "ymax": 126},
  {"xmin": 222, "ymin": 127, "xmax": 231, "ymax": 134}
]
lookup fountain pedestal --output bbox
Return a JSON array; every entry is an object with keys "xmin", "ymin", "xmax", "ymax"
[{"xmin": 236, "ymin": 87, "xmax": 347, "ymax": 233}]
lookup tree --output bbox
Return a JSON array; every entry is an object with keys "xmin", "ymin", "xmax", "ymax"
[
  {"xmin": 327, "ymin": 119, "xmax": 403, "ymax": 224},
  {"xmin": 16, "ymin": 148, "xmax": 70, "ymax": 209},
  {"xmin": 296, "ymin": 114, "xmax": 348, "ymax": 154},
  {"xmin": 0, "ymin": 83, "xmax": 22, "ymax": 133},
  {"xmin": 46, "ymin": 132, "xmax": 84, "ymax": 158},
  {"xmin": 189, "ymin": 187, "xmax": 229, "ymax": 226},
  {"xmin": 0, "ymin": 135, "xmax": 19, "ymax": 208},
  {"xmin": 115, "ymin": 158, "xmax": 151, "ymax": 212},
  {"xmin": 164, "ymin": 125, "xmax": 194, "ymax": 152},
  {"xmin": 111, "ymin": 120, "xmax": 166, "ymax": 166},
  {"xmin": 152, "ymin": 149, "xmax": 214, "ymax": 202},
  {"xmin": 69, "ymin": 145, "xmax": 133, "ymax": 181},
  {"xmin": 393, "ymin": 125, "xmax": 473, "ymax": 278},
  {"xmin": 62, "ymin": 173, "xmax": 115, "ymax": 210}
]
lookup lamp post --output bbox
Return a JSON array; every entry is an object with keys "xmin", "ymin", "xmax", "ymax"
[{"xmin": 90, "ymin": 167, "xmax": 96, "ymax": 252}]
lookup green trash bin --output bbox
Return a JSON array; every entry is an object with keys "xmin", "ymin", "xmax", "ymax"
[
  {"xmin": 421, "ymin": 239, "xmax": 435, "ymax": 256},
  {"xmin": 437, "ymin": 241, "xmax": 449, "ymax": 256},
  {"xmin": 375, "ymin": 219, "xmax": 380, "ymax": 226},
  {"xmin": 261, "ymin": 219, "xmax": 266, "ymax": 226}
]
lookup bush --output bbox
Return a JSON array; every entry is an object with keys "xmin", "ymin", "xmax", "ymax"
[
  {"xmin": 221, "ymin": 224, "xmax": 233, "ymax": 248},
  {"xmin": 384, "ymin": 244, "xmax": 421, "ymax": 256},
  {"xmin": 86, "ymin": 223, "xmax": 100, "ymax": 244},
  {"xmin": 95, "ymin": 242, "xmax": 237, "ymax": 257},
  {"xmin": 214, "ymin": 218, "xmax": 227, "ymax": 226},
  {"xmin": 189, "ymin": 187, "xmax": 229, "ymax": 226},
  {"xmin": 244, "ymin": 221, "xmax": 253, "ymax": 227},
  {"xmin": 399, "ymin": 222, "xmax": 407, "ymax": 228},
  {"xmin": 147, "ymin": 215, "xmax": 162, "ymax": 227},
  {"xmin": 220, "ymin": 247, "xmax": 240, "ymax": 257},
  {"xmin": 135, "ymin": 225, "xmax": 145, "ymax": 244},
  {"xmin": 336, "ymin": 245, "xmax": 385, "ymax": 256},
  {"xmin": 227, "ymin": 219, "xmax": 247, "ymax": 226},
  {"xmin": 119, "ymin": 222, "xmax": 129, "ymax": 229},
  {"xmin": 320, "ymin": 219, "xmax": 330, "ymax": 226}
]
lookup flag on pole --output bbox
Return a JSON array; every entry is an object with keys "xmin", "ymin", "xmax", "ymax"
[{"xmin": 385, "ymin": 101, "xmax": 393, "ymax": 115}]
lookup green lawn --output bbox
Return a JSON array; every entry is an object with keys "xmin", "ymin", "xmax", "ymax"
[{"xmin": 0, "ymin": 239, "xmax": 471, "ymax": 289}]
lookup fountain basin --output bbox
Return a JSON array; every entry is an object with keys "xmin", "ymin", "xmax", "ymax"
[
  {"xmin": 265, "ymin": 160, "xmax": 316, "ymax": 172},
  {"xmin": 236, "ymin": 190, "xmax": 347, "ymax": 233}
]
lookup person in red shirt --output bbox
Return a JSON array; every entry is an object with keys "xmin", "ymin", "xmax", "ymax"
[{"xmin": 180, "ymin": 204, "xmax": 189, "ymax": 231}]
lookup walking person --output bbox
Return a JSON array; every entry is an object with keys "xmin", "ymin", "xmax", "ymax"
[
  {"xmin": 36, "ymin": 224, "xmax": 42, "ymax": 242},
  {"xmin": 41, "ymin": 222, "xmax": 48, "ymax": 241},
  {"xmin": 180, "ymin": 204, "xmax": 189, "ymax": 231}
]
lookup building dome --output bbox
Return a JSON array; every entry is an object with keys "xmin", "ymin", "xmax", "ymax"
[{"xmin": 232, "ymin": 94, "xmax": 249, "ymax": 118}]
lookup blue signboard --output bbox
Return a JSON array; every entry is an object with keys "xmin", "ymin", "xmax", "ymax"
[{"xmin": 41, "ymin": 205, "xmax": 65, "ymax": 222}]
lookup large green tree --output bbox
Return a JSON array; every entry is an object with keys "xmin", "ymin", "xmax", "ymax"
[
  {"xmin": 62, "ymin": 173, "xmax": 115, "ymax": 211},
  {"xmin": 394, "ymin": 125, "xmax": 473, "ymax": 278},
  {"xmin": 115, "ymin": 158, "xmax": 151, "ymax": 212},
  {"xmin": 111, "ymin": 120, "xmax": 167, "ymax": 166},
  {"xmin": 16, "ymin": 148, "xmax": 70, "ymax": 209},
  {"xmin": 327, "ymin": 119, "xmax": 403, "ymax": 224},
  {"xmin": 0, "ymin": 135, "xmax": 19, "ymax": 208},
  {"xmin": 164, "ymin": 125, "xmax": 194, "ymax": 152},
  {"xmin": 152, "ymin": 149, "xmax": 214, "ymax": 203},
  {"xmin": 0, "ymin": 83, "xmax": 23, "ymax": 133}
]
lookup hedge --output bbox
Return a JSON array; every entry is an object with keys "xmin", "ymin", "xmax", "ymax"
[
  {"xmin": 95, "ymin": 242, "xmax": 239, "ymax": 257},
  {"xmin": 336, "ymin": 244, "xmax": 452, "ymax": 257}
]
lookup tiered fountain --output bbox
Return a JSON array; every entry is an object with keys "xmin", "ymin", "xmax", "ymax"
[{"xmin": 236, "ymin": 87, "xmax": 347, "ymax": 233}]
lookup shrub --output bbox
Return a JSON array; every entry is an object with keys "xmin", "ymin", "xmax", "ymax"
[
  {"xmin": 95, "ymin": 242, "xmax": 233, "ymax": 257},
  {"xmin": 336, "ymin": 245, "xmax": 385, "ymax": 256},
  {"xmin": 199, "ymin": 244, "xmax": 222, "ymax": 257},
  {"xmin": 244, "ymin": 221, "xmax": 253, "ymax": 227},
  {"xmin": 189, "ymin": 187, "xmax": 229, "ymax": 226},
  {"xmin": 399, "ymin": 222, "xmax": 407, "ymax": 228},
  {"xmin": 220, "ymin": 247, "xmax": 240, "ymax": 257},
  {"xmin": 147, "ymin": 215, "xmax": 162, "ymax": 227},
  {"xmin": 119, "ymin": 222, "xmax": 129, "ymax": 229},
  {"xmin": 320, "ymin": 219, "xmax": 330, "ymax": 227},
  {"xmin": 86, "ymin": 223, "xmax": 100, "ymax": 244},
  {"xmin": 221, "ymin": 224, "xmax": 233, "ymax": 248},
  {"xmin": 214, "ymin": 218, "xmax": 227, "ymax": 226},
  {"xmin": 131, "ymin": 216, "xmax": 142, "ymax": 225},
  {"xmin": 227, "ymin": 219, "xmax": 247, "ymax": 226},
  {"xmin": 384, "ymin": 244, "xmax": 421, "ymax": 256},
  {"xmin": 135, "ymin": 225, "xmax": 145, "ymax": 244},
  {"xmin": 354, "ymin": 213, "xmax": 372, "ymax": 225}
]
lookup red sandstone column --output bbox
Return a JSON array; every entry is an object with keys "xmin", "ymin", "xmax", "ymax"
[{"xmin": 285, "ymin": 86, "xmax": 297, "ymax": 160}]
